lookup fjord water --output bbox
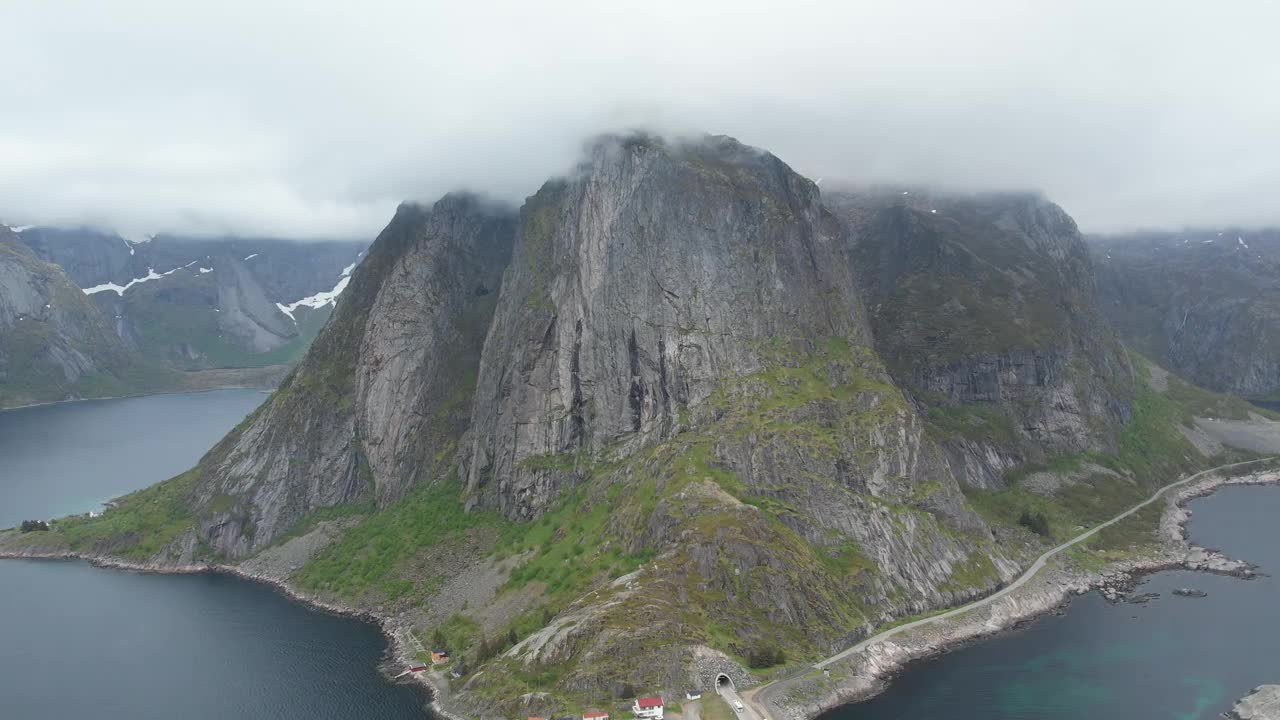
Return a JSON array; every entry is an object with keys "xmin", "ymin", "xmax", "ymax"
[
  {"xmin": 0, "ymin": 389, "xmax": 266, "ymax": 527},
  {"xmin": 825, "ymin": 484, "xmax": 1280, "ymax": 720},
  {"xmin": 0, "ymin": 391, "xmax": 429, "ymax": 719}
]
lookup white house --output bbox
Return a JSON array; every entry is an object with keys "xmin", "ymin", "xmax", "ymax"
[{"xmin": 633, "ymin": 696, "xmax": 664, "ymax": 720}]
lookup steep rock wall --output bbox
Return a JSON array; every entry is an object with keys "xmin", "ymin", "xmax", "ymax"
[
  {"xmin": 463, "ymin": 135, "xmax": 875, "ymax": 519},
  {"xmin": 189, "ymin": 195, "xmax": 515, "ymax": 557},
  {"xmin": 1091, "ymin": 229, "xmax": 1280, "ymax": 400},
  {"xmin": 827, "ymin": 190, "xmax": 1135, "ymax": 488}
]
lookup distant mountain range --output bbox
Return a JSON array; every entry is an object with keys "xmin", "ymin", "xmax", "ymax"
[
  {"xmin": 0, "ymin": 223, "xmax": 367, "ymax": 407},
  {"xmin": 0, "ymin": 226, "xmax": 141, "ymax": 408}
]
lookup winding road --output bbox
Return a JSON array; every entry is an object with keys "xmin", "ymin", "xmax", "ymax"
[{"xmin": 749, "ymin": 456, "xmax": 1275, "ymax": 718}]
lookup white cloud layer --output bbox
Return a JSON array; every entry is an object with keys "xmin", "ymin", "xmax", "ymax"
[{"xmin": 2, "ymin": 0, "xmax": 1278, "ymax": 238}]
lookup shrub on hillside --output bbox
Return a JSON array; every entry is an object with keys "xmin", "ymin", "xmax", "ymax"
[{"xmin": 1018, "ymin": 510, "xmax": 1051, "ymax": 537}]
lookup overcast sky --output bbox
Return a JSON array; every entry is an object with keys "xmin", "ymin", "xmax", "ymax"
[{"xmin": 2, "ymin": 1, "xmax": 1278, "ymax": 239}]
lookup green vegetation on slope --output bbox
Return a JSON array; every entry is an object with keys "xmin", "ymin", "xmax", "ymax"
[
  {"xmin": 925, "ymin": 401, "xmax": 1019, "ymax": 445},
  {"xmin": 292, "ymin": 479, "xmax": 510, "ymax": 601},
  {"xmin": 0, "ymin": 470, "xmax": 202, "ymax": 560},
  {"xmin": 430, "ymin": 337, "xmax": 1000, "ymax": 709},
  {"xmin": 1163, "ymin": 372, "xmax": 1280, "ymax": 422},
  {"xmin": 266, "ymin": 336, "xmax": 963, "ymax": 712},
  {"xmin": 966, "ymin": 353, "xmax": 1265, "ymax": 559}
]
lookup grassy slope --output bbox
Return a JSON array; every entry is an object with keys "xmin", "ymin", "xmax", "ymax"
[{"xmin": 0, "ymin": 470, "xmax": 204, "ymax": 560}]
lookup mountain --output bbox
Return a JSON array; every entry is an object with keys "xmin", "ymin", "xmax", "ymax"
[
  {"xmin": 184, "ymin": 194, "xmax": 516, "ymax": 557},
  {"xmin": 5, "ymin": 134, "xmax": 1266, "ymax": 715},
  {"xmin": 14, "ymin": 226, "xmax": 366, "ymax": 369},
  {"xmin": 0, "ymin": 226, "xmax": 151, "ymax": 407},
  {"xmin": 1089, "ymin": 229, "xmax": 1280, "ymax": 400},
  {"xmin": 826, "ymin": 189, "xmax": 1135, "ymax": 487}
]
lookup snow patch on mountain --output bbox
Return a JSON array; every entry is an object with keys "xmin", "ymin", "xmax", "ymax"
[
  {"xmin": 82, "ymin": 260, "xmax": 201, "ymax": 295},
  {"xmin": 276, "ymin": 261, "xmax": 357, "ymax": 322}
]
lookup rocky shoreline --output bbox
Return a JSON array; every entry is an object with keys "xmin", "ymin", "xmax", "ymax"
[
  {"xmin": 758, "ymin": 461, "xmax": 1280, "ymax": 720},
  {"xmin": 1226, "ymin": 685, "xmax": 1280, "ymax": 720}
]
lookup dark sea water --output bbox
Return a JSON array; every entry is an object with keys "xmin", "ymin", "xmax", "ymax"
[
  {"xmin": 823, "ymin": 484, "xmax": 1280, "ymax": 720},
  {"xmin": 0, "ymin": 391, "xmax": 429, "ymax": 719},
  {"xmin": 0, "ymin": 389, "xmax": 267, "ymax": 527}
]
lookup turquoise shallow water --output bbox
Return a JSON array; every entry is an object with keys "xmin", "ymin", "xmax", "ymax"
[
  {"xmin": 0, "ymin": 391, "xmax": 429, "ymax": 719},
  {"xmin": 822, "ymin": 484, "xmax": 1280, "ymax": 720}
]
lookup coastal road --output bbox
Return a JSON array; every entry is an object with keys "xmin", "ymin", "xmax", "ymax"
[
  {"xmin": 750, "ymin": 456, "xmax": 1275, "ymax": 717},
  {"xmin": 720, "ymin": 684, "xmax": 764, "ymax": 720}
]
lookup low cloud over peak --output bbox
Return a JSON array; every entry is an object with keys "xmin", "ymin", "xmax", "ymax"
[{"xmin": 3, "ymin": 1, "xmax": 1278, "ymax": 239}]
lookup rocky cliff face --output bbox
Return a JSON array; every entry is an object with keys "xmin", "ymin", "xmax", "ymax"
[
  {"xmin": 1090, "ymin": 229, "xmax": 1280, "ymax": 400},
  {"xmin": 15, "ymin": 227, "xmax": 366, "ymax": 369},
  {"xmin": 826, "ymin": 190, "xmax": 1135, "ymax": 488},
  {"xmin": 188, "ymin": 195, "xmax": 515, "ymax": 557},
  {"xmin": 0, "ymin": 227, "xmax": 140, "ymax": 407},
  {"xmin": 462, "ymin": 136, "xmax": 875, "ymax": 518}
]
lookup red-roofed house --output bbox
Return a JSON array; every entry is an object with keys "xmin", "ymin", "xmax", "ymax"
[
  {"xmin": 633, "ymin": 696, "xmax": 664, "ymax": 720},
  {"xmin": 583, "ymin": 711, "xmax": 609, "ymax": 720}
]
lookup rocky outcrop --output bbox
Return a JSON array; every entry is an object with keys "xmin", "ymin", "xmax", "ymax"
[
  {"xmin": 187, "ymin": 194, "xmax": 515, "ymax": 557},
  {"xmin": 1090, "ymin": 229, "xmax": 1280, "ymax": 400},
  {"xmin": 827, "ymin": 189, "xmax": 1135, "ymax": 488},
  {"xmin": 1227, "ymin": 685, "xmax": 1280, "ymax": 720},
  {"xmin": 0, "ymin": 227, "xmax": 141, "ymax": 407}
]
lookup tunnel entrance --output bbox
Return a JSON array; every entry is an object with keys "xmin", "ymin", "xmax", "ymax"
[{"xmin": 715, "ymin": 673, "xmax": 734, "ymax": 694}]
